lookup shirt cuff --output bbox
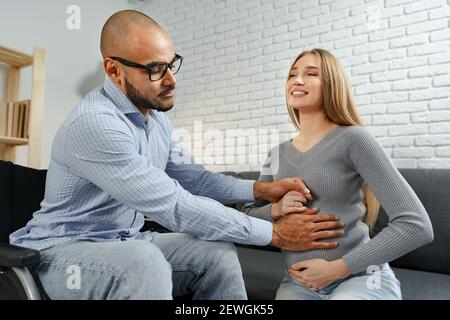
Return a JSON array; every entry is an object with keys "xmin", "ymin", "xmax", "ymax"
[
  {"xmin": 245, "ymin": 216, "xmax": 273, "ymax": 246},
  {"xmin": 233, "ymin": 179, "xmax": 256, "ymax": 203}
]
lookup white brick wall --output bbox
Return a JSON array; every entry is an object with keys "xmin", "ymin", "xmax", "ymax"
[{"xmin": 138, "ymin": 0, "xmax": 450, "ymax": 171}]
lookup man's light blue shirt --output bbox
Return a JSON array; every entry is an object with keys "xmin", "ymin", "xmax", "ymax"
[{"xmin": 10, "ymin": 76, "xmax": 272, "ymax": 250}]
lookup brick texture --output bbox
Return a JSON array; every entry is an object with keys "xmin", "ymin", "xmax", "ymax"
[{"xmin": 138, "ymin": 0, "xmax": 450, "ymax": 170}]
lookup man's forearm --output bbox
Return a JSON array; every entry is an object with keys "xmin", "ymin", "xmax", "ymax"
[
  {"xmin": 253, "ymin": 181, "xmax": 269, "ymax": 200},
  {"xmin": 253, "ymin": 178, "xmax": 312, "ymax": 203},
  {"xmin": 189, "ymin": 171, "xmax": 255, "ymax": 204}
]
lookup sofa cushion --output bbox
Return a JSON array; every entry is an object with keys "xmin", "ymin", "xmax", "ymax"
[
  {"xmin": 237, "ymin": 246, "xmax": 450, "ymax": 300},
  {"xmin": 392, "ymin": 268, "xmax": 450, "ymax": 300},
  {"xmin": 237, "ymin": 247, "xmax": 285, "ymax": 300}
]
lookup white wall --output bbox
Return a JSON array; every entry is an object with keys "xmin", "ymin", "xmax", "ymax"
[
  {"xmin": 139, "ymin": 0, "xmax": 450, "ymax": 172},
  {"xmin": 0, "ymin": 0, "xmax": 132, "ymax": 167}
]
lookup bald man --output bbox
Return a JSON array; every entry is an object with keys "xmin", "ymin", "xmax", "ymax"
[{"xmin": 10, "ymin": 10, "xmax": 343, "ymax": 299}]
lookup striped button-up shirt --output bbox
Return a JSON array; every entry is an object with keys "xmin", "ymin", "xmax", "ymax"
[{"xmin": 10, "ymin": 76, "xmax": 272, "ymax": 250}]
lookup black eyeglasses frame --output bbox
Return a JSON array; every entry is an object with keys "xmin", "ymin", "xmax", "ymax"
[{"xmin": 109, "ymin": 54, "xmax": 183, "ymax": 81}]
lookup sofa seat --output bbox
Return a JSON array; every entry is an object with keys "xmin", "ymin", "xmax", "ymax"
[{"xmin": 393, "ymin": 268, "xmax": 450, "ymax": 300}]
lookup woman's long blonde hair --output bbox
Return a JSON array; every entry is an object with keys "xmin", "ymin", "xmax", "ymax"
[{"xmin": 286, "ymin": 48, "xmax": 380, "ymax": 228}]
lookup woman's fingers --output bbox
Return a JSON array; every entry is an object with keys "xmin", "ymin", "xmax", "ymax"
[
  {"xmin": 283, "ymin": 204, "xmax": 308, "ymax": 212},
  {"xmin": 284, "ymin": 192, "xmax": 307, "ymax": 204}
]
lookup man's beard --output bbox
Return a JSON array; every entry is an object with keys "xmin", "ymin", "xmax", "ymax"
[{"xmin": 124, "ymin": 78, "xmax": 174, "ymax": 112}]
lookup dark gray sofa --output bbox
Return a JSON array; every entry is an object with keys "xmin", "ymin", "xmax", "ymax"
[
  {"xmin": 228, "ymin": 169, "xmax": 450, "ymax": 300},
  {"xmin": 1, "ymin": 161, "xmax": 448, "ymax": 300}
]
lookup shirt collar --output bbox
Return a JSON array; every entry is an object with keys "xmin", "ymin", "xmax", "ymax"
[
  {"xmin": 102, "ymin": 75, "xmax": 142, "ymax": 116},
  {"xmin": 102, "ymin": 75, "xmax": 157, "ymax": 131}
]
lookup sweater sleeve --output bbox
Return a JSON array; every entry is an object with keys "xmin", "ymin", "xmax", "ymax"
[
  {"xmin": 342, "ymin": 127, "xmax": 434, "ymax": 274},
  {"xmin": 240, "ymin": 149, "xmax": 276, "ymax": 222}
]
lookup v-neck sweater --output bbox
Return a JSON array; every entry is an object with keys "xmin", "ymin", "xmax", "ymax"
[{"xmin": 243, "ymin": 126, "xmax": 434, "ymax": 274}]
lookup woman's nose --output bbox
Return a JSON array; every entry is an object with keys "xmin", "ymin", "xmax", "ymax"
[{"xmin": 293, "ymin": 75, "xmax": 304, "ymax": 85}]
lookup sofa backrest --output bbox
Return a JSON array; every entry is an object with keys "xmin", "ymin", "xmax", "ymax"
[
  {"xmin": 373, "ymin": 169, "xmax": 450, "ymax": 275},
  {"xmin": 233, "ymin": 169, "xmax": 450, "ymax": 275},
  {"xmin": 0, "ymin": 161, "xmax": 47, "ymax": 243}
]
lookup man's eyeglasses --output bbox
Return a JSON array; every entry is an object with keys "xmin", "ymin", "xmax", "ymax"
[{"xmin": 109, "ymin": 54, "xmax": 183, "ymax": 81}]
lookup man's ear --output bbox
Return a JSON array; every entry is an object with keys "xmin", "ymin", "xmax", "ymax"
[{"xmin": 103, "ymin": 58, "xmax": 123, "ymax": 86}]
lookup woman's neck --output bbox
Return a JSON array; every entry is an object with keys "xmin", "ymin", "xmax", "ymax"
[{"xmin": 297, "ymin": 111, "xmax": 336, "ymax": 137}]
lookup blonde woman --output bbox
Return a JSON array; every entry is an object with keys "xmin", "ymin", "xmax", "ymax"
[{"xmin": 243, "ymin": 49, "xmax": 434, "ymax": 300}]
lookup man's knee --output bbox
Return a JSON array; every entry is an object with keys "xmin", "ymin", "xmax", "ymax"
[
  {"xmin": 205, "ymin": 241, "xmax": 239, "ymax": 265},
  {"xmin": 117, "ymin": 240, "xmax": 171, "ymax": 276},
  {"xmin": 203, "ymin": 242, "xmax": 244, "ymax": 280},
  {"xmin": 112, "ymin": 240, "xmax": 173, "ymax": 299}
]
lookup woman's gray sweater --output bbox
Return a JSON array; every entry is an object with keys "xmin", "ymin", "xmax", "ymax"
[{"xmin": 242, "ymin": 126, "xmax": 434, "ymax": 274}]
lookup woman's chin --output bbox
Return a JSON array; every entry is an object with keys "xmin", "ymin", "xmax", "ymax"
[
  {"xmin": 291, "ymin": 104, "xmax": 307, "ymax": 111},
  {"xmin": 291, "ymin": 103, "xmax": 322, "ymax": 113}
]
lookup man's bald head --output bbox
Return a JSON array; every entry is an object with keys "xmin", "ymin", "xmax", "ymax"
[{"xmin": 100, "ymin": 10, "xmax": 162, "ymax": 58}]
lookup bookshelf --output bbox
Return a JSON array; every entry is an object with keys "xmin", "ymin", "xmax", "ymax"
[{"xmin": 0, "ymin": 45, "xmax": 45, "ymax": 169}]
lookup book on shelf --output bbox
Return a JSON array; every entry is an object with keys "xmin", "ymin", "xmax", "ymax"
[
  {"xmin": 12, "ymin": 101, "xmax": 20, "ymax": 137},
  {"xmin": 23, "ymin": 101, "xmax": 30, "ymax": 139},
  {"xmin": 0, "ymin": 99, "xmax": 31, "ymax": 139},
  {"xmin": 0, "ymin": 101, "xmax": 7, "ymax": 136},
  {"xmin": 18, "ymin": 102, "xmax": 25, "ymax": 138},
  {"xmin": 6, "ymin": 102, "xmax": 13, "ymax": 137}
]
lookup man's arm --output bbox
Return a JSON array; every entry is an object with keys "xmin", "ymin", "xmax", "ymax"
[
  {"xmin": 165, "ymin": 130, "xmax": 255, "ymax": 204},
  {"xmin": 241, "ymin": 151, "xmax": 275, "ymax": 221},
  {"xmin": 65, "ymin": 112, "xmax": 271, "ymax": 246},
  {"xmin": 242, "ymin": 148, "xmax": 311, "ymax": 221},
  {"xmin": 166, "ymin": 130, "xmax": 311, "ymax": 205},
  {"xmin": 66, "ymin": 112, "xmax": 343, "ymax": 251}
]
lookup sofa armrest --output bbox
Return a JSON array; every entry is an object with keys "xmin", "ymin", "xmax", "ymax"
[{"xmin": 0, "ymin": 243, "xmax": 40, "ymax": 268}]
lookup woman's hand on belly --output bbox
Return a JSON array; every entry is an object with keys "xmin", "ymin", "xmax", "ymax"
[
  {"xmin": 288, "ymin": 258, "xmax": 352, "ymax": 291},
  {"xmin": 271, "ymin": 190, "xmax": 316, "ymax": 220}
]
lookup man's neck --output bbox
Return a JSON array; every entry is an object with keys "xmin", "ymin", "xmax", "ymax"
[
  {"xmin": 114, "ymin": 79, "xmax": 151, "ymax": 119},
  {"xmin": 137, "ymin": 106, "xmax": 151, "ymax": 120}
]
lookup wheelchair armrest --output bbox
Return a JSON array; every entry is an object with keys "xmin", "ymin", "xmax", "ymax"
[{"xmin": 0, "ymin": 243, "xmax": 40, "ymax": 268}]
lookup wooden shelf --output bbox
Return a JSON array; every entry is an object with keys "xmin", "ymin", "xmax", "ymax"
[
  {"xmin": 0, "ymin": 45, "xmax": 45, "ymax": 168},
  {"xmin": 0, "ymin": 136, "xmax": 29, "ymax": 146},
  {"xmin": 0, "ymin": 45, "xmax": 33, "ymax": 68}
]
